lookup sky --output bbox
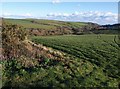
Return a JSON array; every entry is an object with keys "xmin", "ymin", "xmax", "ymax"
[
  {"xmin": 1, "ymin": 2, "xmax": 118, "ymax": 25},
  {"xmin": 1, "ymin": 0, "xmax": 119, "ymax": 2}
]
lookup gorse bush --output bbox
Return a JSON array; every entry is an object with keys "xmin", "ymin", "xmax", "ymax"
[{"xmin": 2, "ymin": 23, "xmax": 28, "ymax": 59}]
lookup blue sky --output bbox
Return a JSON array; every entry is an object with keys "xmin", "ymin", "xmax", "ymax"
[
  {"xmin": 2, "ymin": 0, "xmax": 119, "ymax": 2},
  {"xmin": 2, "ymin": 2, "xmax": 118, "ymax": 24}
]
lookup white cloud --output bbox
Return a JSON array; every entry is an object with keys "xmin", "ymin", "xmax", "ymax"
[
  {"xmin": 52, "ymin": 0, "xmax": 60, "ymax": 4},
  {"xmin": 3, "ymin": 12, "xmax": 12, "ymax": 16},
  {"xmin": 3, "ymin": 13, "xmax": 33, "ymax": 18},
  {"xmin": 24, "ymin": 13, "xmax": 32, "ymax": 17},
  {"xmin": 73, "ymin": 11, "xmax": 79, "ymax": 15},
  {"xmin": 2, "ymin": 11, "xmax": 118, "ymax": 25},
  {"xmin": 47, "ymin": 12, "xmax": 70, "ymax": 17},
  {"xmin": 46, "ymin": 11, "xmax": 118, "ymax": 24},
  {"xmin": 62, "ymin": 13, "xmax": 70, "ymax": 17}
]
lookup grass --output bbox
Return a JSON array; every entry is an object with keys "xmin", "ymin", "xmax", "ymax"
[
  {"xmin": 3, "ymin": 19, "xmax": 57, "ymax": 29},
  {"xmin": 31, "ymin": 34, "xmax": 119, "ymax": 87},
  {"xmin": 1, "ymin": 34, "xmax": 119, "ymax": 88},
  {"xmin": 32, "ymin": 34, "xmax": 119, "ymax": 53},
  {"xmin": 32, "ymin": 34, "xmax": 119, "ymax": 65},
  {"xmin": 0, "ymin": 64, "xmax": 2, "ymax": 89},
  {"xmin": 1, "ymin": 22, "xmax": 119, "ymax": 88},
  {"xmin": 3, "ymin": 18, "xmax": 87, "ymax": 30}
]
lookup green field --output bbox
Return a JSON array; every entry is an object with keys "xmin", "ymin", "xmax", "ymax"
[
  {"xmin": 32, "ymin": 34, "xmax": 119, "ymax": 61},
  {"xmin": 31, "ymin": 34, "xmax": 119, "ymax": 87},
  {"xmin": 3, "ymin": 18, "xmax": 87, "ymax": 30},
  {"xmin": 3, "ymin": 18, "xmax": 119, "ymax": 36},
  {"xmin": 2, "ymin": 34, "xmax": 119, "ymax": 88},
  {"xmin": 1, "ymin": 20, "xmax": 120, "ymax": 88}
]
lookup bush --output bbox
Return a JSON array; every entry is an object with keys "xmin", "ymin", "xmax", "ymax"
[{"xmin": 2, "ymin": 23, "xmax": 28, "ymax": 59}]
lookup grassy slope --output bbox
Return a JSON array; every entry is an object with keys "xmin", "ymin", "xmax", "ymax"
[
  {"xmin": 1, "ymin": 19, "xmax": 119, "ymax": 88},
  {"xmin": 32, "ymin": 34, "xmax": 119, "ymax": 87},
  {"xmin": 32, "ymin": 34, "xmax": 119, "ymax": 52},
  {"xmin": 2, "ymin": 34, "xmax": 119, "ymax": 88},
  {"xmin": 32, "ymin": 34, "xmax": 119, "ymax": 65},
  {"xmin": 3, "ymin": 18, "xmax": 87, "ymax": 30},
  {"xmin": 4, "ymin": 18, "xmax": 118, "ymax": 35}
]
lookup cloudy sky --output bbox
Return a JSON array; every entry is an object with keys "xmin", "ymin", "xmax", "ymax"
[{"xmin": 2, "ymin": 2, "xmax": 118, "ymax": 25}]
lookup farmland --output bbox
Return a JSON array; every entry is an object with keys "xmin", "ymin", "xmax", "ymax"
[
  {"xmin": 3, "ymin": 18, "xmax": 92, "ymax": 36},
  {"xmin": 1, "ymin": 1, "xmax": 120, "ymax": 88},
  {"xmin": 31, "ymin": 34, "xmax": 119, "ymax": 87},
  {"xmin": 3, "ymin": 18, "xmax": 87, "ymax": 29},
  {"xmin": 3, "ymin": 18, "xmax": 119, "ymax": 36},
  {"xmin": 1, "ymin": 19, "xmax": 120, "ymax": 88},
  {"xmin": 32, "ymin": 35, "xmax": 119, "ymax": 60}
]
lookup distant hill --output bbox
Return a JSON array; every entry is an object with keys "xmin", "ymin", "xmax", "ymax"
[
  {"xmin": 98, "ymin": 24, "xmax": 120, "ymax": 30},
  {"xmin": 91, "ymin": 24, "xmax": 120, "ymax": 34},
  {"xmin": 2, "ymin": 18, "xmax": 119, "ymax": 35}
]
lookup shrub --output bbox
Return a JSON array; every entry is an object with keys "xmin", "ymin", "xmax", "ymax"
[{"xmin": 2, "ymin": 23, "xmax": 28, "ymax": 59}]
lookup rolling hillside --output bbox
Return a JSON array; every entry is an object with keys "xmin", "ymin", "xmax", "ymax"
[
  {"xmin": 3, "ymin": 18, "xmax": 88, "ymax": 29},
  {"xmin": 3, "ymin": 18, "xmax": 100, "ymax": 35},
  {"xmin": 3, "ymin": 18, "xmax": 119, "ymax": 36},
  {"xmin": 1, "ymin": 19, "xmax": 120, "ymax": 88}
]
